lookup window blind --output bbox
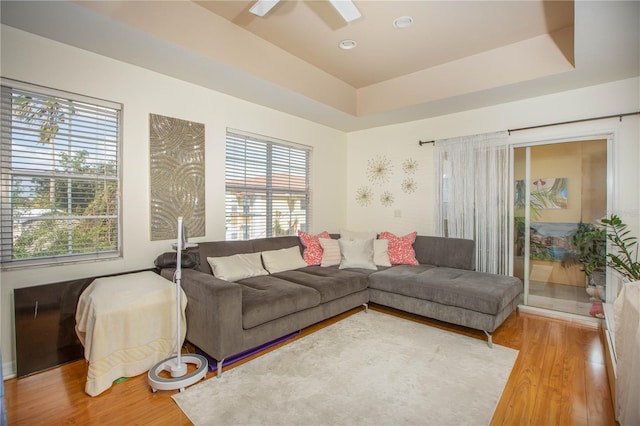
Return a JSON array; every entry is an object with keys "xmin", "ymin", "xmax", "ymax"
[
  {"xmin": 225, "ymin": 130, "xmax": 311, "ymax": 240},
  {"xmin": 0, "ymin": 79, "xmax": 121, "ymax": 268}
]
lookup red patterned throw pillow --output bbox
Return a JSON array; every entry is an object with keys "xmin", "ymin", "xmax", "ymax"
[
  {"xmin": 378, "ymin": 231, "xmax": 418, "ymax": 265},
  {"xmin": 298, "ymin": 230, "xmax": 331, "ymax": 265}
]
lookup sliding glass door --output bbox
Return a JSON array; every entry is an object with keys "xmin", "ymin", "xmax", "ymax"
[{"xmin": 513, "ymin": 139, "xmax": 607, "ymax": 317}]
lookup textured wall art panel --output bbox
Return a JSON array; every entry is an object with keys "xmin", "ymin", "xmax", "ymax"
[{"xmin": 149, "ymin": 114, "xmax": 205, "ymax": 241}]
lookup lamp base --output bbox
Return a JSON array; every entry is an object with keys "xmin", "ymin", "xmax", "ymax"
[{"xmin": 148, "ymin": 353, "xmax": 208, "ymax": 392}]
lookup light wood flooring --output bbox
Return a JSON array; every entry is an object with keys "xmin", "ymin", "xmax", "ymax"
[{"xmin": 4, "ymin": 305, "xmax": 616, "ymax": 425}]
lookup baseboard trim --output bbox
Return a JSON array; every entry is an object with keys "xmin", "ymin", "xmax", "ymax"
[
  {"xmin": 518, "ymin": 304, "xmax": 602, "ymax": 329},
  {"xmin": 3, "ymin": 360, "xmax": 17, "ymax": 380}
]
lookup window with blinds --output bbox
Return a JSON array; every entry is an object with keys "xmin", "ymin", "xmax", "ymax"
[
  {"xmin": 0, "ymin": 79, "xmax": 121, "ymax": 268},
  {"xmin": 225, "ymin": 130, "xmax": 311, "ymax": 240}
]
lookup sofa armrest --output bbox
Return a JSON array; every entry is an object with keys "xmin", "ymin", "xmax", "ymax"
[
  {"xmin": 413, "ymin": 236, "xmax": 475, "ymax": 270},
  {"xmin": 163, "ymin": 268, "xmax": 244, "ymax": 362}
]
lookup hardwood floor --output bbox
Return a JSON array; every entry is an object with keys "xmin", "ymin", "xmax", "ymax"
[{"xmin": 4, "ymin": 306, "xmax": 616, "ymax": 425}]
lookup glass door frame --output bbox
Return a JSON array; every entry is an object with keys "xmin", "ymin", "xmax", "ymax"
[{"xmin": 508, "ymin": 131, "xmax": 615, "ymax": 307}]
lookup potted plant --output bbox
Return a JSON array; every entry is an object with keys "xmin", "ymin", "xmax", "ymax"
[
  {"xmin": 563, "ymin": 222, "xmax": 607, "ymax": 284},
  {"xmin": 599, "ymin": 214, "xmax": 640, "ymax": 282}
]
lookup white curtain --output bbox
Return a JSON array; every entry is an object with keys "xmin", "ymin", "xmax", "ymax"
[{"xmin": 434, "ymin": 131, "xmax": 510, "ymax": 274}]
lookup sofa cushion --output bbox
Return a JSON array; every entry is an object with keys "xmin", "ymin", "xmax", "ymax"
[
  {"xmin": 261, "ymin": 246, "xmax": 307, "ymax": 274},
  {"xmin": 340, "ymin": 229, "xmax": 377, "ymax": 240},
  {"xmin": 340, "ymin": 230, "xmax": 390, "ymax": 266},
  {"xmin": 373, "ymin": 239, "xmax": 391, "ymax": 267},
  {"xmin": 207, "ymin": 252, "xmax": 268, "ymax": 282},
  {"xmin": 273, "ymin": 267, "xmax": 369, "ymax": 303},
  {"xmin": 320, "ymin": 237, "xmax": 390, "ymax": 268},
  {"xmin": 239, "ymin": 275, "xmax": 321, "ymax": 329},
  {"xmin": 252, "ymin": 236, "xmax": 302, "ymax": 253},
  {"xmin": 368, "ymin": 265, "xmax": 523, "ymax": 315},
  {"xmin": 339, "ymin": 238, "xmax": 377, "ymax": 270},
  {"xmin": 378, "ymin": 232, "xmax": 419, "ymax": 265},
  {"xmin": 413, "ymin": 236, "xmax": 475, "ymax": 270},
  {"xmin": 319, "ymin": 238, "xmax": 341, "ymax": 267},
  {"xmin": 193, "ymin": 240, "xmax": 255, "ymax": 275},
  {"xmin": 298, "ymin": 231, "xmax": 331, "ymax": 265}
]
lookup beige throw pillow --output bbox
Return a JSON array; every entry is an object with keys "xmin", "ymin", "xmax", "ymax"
[
  {"xmin": 319, "ymin": 238, "xmax": 341, "ymax": 267},
  {"xmin": 261, "ymin": 246, "xmax": 307, "ymax": 274},
  {"xmin": 207, "ymin": 252, "xmax": 268, "ymax": 282}
]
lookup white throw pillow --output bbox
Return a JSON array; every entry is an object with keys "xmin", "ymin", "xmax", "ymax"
[
  {"xmin": 374, "ymin": 239, "xmax": 392, "ymax": 267},
  {"xmin": 207, "ymin": 252, "xmax": 268, "ymax": 282},
  {"xmin": 340, "ymin": 231, "xmax": 390, "ymax": 265},
  {"xmin": 261, "ymin": 246, "xmax": 307, "ymax": 274},
  {"xmin": 319, "ymin": 238, "xmax": 341, "ymax": 267},
  {"xmin": 338, "ymin": 238, "xmax": 377, "ymax": 270}
]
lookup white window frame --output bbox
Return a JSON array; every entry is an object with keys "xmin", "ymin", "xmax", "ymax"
[
  {"xmin": 225, "ymin": 129, "xmax": 311, "ymax": 240},
  {"xmin": 0, "ymin": 79, "xmax": 122, "ymax": 269}
]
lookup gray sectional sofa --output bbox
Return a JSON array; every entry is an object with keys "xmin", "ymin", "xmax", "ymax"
[{"xmin": 160, "ymin": 234, "xmax": 523, "ymax": 375}]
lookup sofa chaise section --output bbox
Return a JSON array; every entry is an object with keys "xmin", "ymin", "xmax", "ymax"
[{"xmin": 368, "ymin": 236, "xmax": 523, "ymax": 346}]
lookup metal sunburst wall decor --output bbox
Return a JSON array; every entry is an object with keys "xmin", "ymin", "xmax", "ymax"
[
  {"xmin": 357, "ymin": 155, "xmax": 420, "ymax": 208},
  {"xmin": 402, "ymin": 158, "xmax": 418, "ymax": 174},
  {"xmin": 401, "ymin": 178, "xmax": 417, "ymax": 194},
  {"xmin": 355, "ymin": 186, "xmax": 373, "ymax": 206},
  {"xmin": 380, "ymin": 191, "xmax": 394, "ymax": 206},
  {"xmin": 367, "ymin": 156, "xmax": 393, "ymax": 184}
]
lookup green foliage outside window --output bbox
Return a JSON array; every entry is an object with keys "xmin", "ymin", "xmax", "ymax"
[{"xmin": 3, "ymin": 83, "xmax": 120, "ymax": 264}]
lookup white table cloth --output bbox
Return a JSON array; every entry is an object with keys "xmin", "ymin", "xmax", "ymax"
[{"xmin": 75, "ymin": 271, "xmax": 186, "ymax": 396}]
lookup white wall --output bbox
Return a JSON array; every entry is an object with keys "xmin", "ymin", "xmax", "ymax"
[
  {"xmin": 346, "ymin": 78, "xmax": 640, "ymax": 240},
  {"xmin": 0, "ymin": 26, "xmax": 348, "ymax": 377}
]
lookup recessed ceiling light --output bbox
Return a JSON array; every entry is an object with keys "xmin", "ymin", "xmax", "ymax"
[
  {"xmin": 339, "ymin": 39, "xmax": 357, "ymax": 50},
  {"xmin": 393, "ymin": 16, "xmax": 413, "ymax": 29}
]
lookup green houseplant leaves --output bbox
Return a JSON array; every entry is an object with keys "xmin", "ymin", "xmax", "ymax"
[
  {"xmin": 600, "ymin": 215, "xmax": 640, "ymax": 282},
  {"xmin": 568, "ymin": 222, "xmax": 607, "ymax": 277}
]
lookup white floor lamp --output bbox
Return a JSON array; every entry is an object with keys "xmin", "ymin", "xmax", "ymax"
[{"xmin": 148, "ymin": 216, "xmax": 208, "ymax": 392}]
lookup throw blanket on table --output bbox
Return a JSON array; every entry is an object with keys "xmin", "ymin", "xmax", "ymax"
[{"xmin": 75, "ymin": 271, "xmax": 186, "ymax": 396}]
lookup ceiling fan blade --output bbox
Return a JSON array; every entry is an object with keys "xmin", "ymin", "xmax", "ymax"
[
  {"xmin": 329, "ymin": 0, "xmax": 361, "ymax": 23},
  {"xmin": 249, "ymin": 0, "xmax": 280, "ymax": 17}
]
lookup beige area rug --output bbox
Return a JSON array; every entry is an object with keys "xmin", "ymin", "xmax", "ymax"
[{"xmin": 173, "ymin": 311, "xmax": 518, "ymax": 426}]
